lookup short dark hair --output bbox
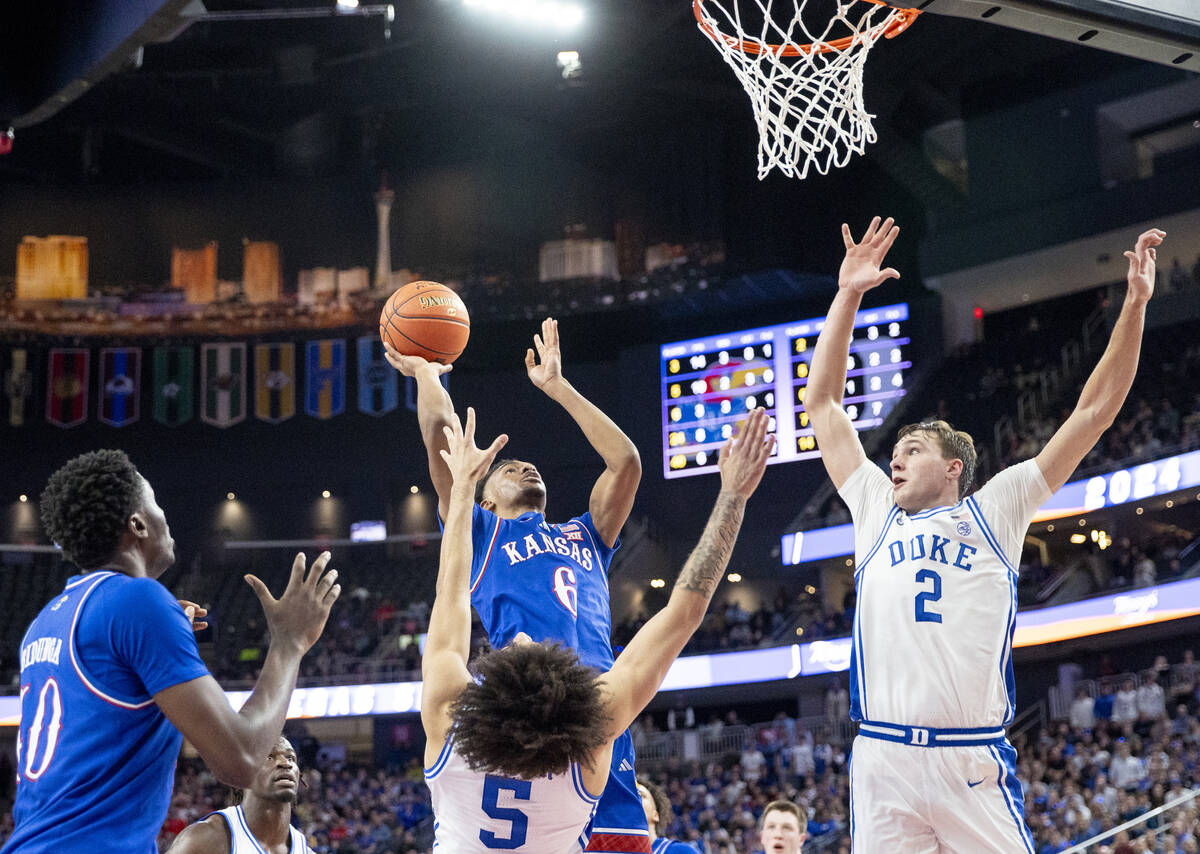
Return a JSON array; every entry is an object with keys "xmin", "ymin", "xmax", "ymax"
[
  {"xmin": 450, "ymin": 642, "xmax": 610, "ymax": 779},
  {"xmin": 761, "ymin": 799, "xmax": 808, "ymax": 830},
  {"xmin": 40, "ymin": 450, "xmax": 142, "ymax": 570},
  {"xmin": 896, "ymin": 420, "xmax": 977, "ymax": 499},
  {"xmin": 638, "ymin": 778, "xmax": 673, "ymax": 835},
  {"xmin": 474, "ymin": 457, "xmax": 518, "ymax": 504}
]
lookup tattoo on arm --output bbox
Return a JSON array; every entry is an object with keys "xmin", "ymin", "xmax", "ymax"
[{"xmin": 675, "ymin": 492, "xmax": 746, "ymax": 597}]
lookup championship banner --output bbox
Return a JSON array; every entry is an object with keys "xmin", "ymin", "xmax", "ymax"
[
  {"xmin": 305, "ymin": 339, "xmax": 346, "ymax": 420},
  {"xmin": 46, "ymin": 348, "xmax": 90, "ymax": 428},
  {"xmin": 356, "ymin": 337, "xmax": 398, "ymax": 417},
  {"xmin": 201, "ymin": 342, "xmax": 247, "ymax": 428},
  {"xmin": 2, "ymin": 347, "xmax": 36, "ymax": 427},
  {"xmin": 255, "ymin": 343, "xmax": 296, "ymax": 423},
  {"xmin": 152, "ymin": 347, "xmax": 194, "ymax": 427},
  {"xmin": 98, "ymin": 347, "xmax": 141, "ymax": 427}
]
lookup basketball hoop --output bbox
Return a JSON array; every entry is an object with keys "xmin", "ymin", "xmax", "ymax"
[{"xmin": 694, "ymin": 0, "xmax": 919, "ymax": 180}]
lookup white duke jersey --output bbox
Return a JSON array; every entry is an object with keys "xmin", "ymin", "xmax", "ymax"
[
  {"xmin": 839, "ymin": 458, "xmax": 1050, "ymax": 729},
  {"xmin": 209, "ymin": 805, "xmax": 313, "ymax": 853},
  {"xmin": 426, "ymin": 736, "xmax": 601, "ymax": 853}
]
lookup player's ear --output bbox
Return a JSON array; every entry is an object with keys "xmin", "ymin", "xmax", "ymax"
[
  {"xmin": 479, "ymin": 497, "xmax": 496, "ymax": 512},
  {"xmin": 946, "ymin": 458, "xmax": 963, "ymax": 480},
  {"xmin": 128, "ymin": 510, "xmax": 149, "ymax": 539}
]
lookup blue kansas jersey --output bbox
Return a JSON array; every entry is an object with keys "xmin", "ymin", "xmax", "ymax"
[
  {"xmin": 3, "ymin": 571, "xmax": 209, "ymax": 854},
  {"xmin": 468, "ymin": 506, "xmax": 618, "ymax": 670}
]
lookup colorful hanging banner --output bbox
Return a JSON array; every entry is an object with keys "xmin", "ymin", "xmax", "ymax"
[
  {"xmin": 356, "ymin": 337, "xmax": 398, "ymax": 417},
  {"xmin": 152, "ymin": 347, "xmax": 194, "ymax": 427},
  {"xmin": 46, "ymin": 348, "xmax": 90, "ymax": 428},
  {"xmin": 255, "ymin": 343, "xmax": 296, "ymax": 423},
  {"xmin": 305, "ymin": 339, "xmax": 346, "ymax": 420},
  {"xmin": 201, "ymin": 342, "xmax": 247, "ymax": 428},
  {"xmin": 98, "ymin": 347, "xmax": 141, "ymax": 427},
  {"xmin": 3, "ymin": 347, "xmax": 36, "ymax": 427}
]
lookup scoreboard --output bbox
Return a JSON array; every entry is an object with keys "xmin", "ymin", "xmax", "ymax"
[{"xmin": 660, "ymin": 303, "xmax": 911, "ymax": 479}]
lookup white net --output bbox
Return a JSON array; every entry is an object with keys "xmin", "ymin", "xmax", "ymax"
[{"xmin": 695, "ymin": 0, "xmax": 916, "ymax": 180}]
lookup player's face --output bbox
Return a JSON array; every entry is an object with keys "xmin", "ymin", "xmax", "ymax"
[
  {"xmin": 889, "ymin": 432, "xmax": 959, "ymax": 512},
  {"xmin": 248, "ymin": 737, "xmax": 300, "ymax": 804},
  {"xmin": 759, "ymin": 810, "xmax": 804, "ymax": 854},
  {"xmin": 484, "ymin": 460, "xmax": 547, "ymax": 512},
  {"xmin": 134, "ymin": 475, "xmax": 175, "ymax": 577},
  {"xmin": 637, "ymin": 783, "xmax": 660, "ymax": 830}
]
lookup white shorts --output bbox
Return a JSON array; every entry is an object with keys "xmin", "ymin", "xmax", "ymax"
[{"xmin": 849, "ymin": 734, "xmax": 1035, "ymax": 854}]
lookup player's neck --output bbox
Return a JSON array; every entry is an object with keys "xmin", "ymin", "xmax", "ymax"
[
  {"xmin": 91, "ymin": 550, "xmax": 151, "ymax": 579},
  {"xmin": 241, "ymin": 796, "xmax": 293, "ymax": 849},
  {"xmin": 494, "ymin": 501, "xmax": 544, "ymax": 520}
]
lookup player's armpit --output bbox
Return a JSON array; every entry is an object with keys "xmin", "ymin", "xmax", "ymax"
[
  {"xmin": 164, "ymin": 815, "xmax": 231, "ymax": 854},
  {"xmin": 154, "ymin": 674, "xmax": 262, "ymax": 789}
]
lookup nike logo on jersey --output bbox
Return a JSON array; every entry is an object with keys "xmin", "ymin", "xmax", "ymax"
[
  {"xmin": 967, "ymin": 779, "xmax": 984, "ymax": 788},
  {"xmin": 888, "ymin": 533, "xmax": 977, "ymax": 571},
  {"xmin": 618, "ymin": 759, "xmax": 634, "ymax": 773},
  {"xmin": 500, "ymin": 531, "xmax": 595, "ymax": 571}
]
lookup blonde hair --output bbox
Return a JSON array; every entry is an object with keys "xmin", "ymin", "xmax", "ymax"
[{"xmin": 896, "ymin": 420, "xmax": 977, "ymax": 499}]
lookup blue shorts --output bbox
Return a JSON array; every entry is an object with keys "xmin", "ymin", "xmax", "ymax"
[{"xmin": 584, "ymin": 730, "xmax": 651, "ymax": 853}]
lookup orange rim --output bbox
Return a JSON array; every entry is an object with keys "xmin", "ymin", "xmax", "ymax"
[{"xmin": 693, "ymin": 0, "xmax": 920, "ymax": 56}]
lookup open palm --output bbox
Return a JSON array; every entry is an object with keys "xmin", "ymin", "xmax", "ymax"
[{"xmin": 839, "ymin": 216, "xmax": 901, "ymax": 294}]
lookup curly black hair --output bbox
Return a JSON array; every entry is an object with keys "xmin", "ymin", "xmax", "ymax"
[
  {"xmin": 474, "ymin": 457, "xmax": 518, "ymax": 504},
  {"xmin": 450, "ymin": 642, "xmax": 611, "ymax": 779},
  {"xmin": 637, "ymin": 778, "xmax": 674, "ymax": 835},
  {"xmin": 40, "ymin": 449, "xmax": 142, "ymax": 570}
]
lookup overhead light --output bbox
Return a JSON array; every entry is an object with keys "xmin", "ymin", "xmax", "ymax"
[
  {"xmin": 795, "ymin": 627, "xmax": 804, "ymax": 636},
  {"xmin": 18, "ymin": 494, "xmax": 27, "ymax": 503},
  {"xmin": 1047, "ymin": 524, "xmax": 1055, "ymax": 532},
  {"xmin": 337, "ymin": 0, "xmax": 360, "ymax": 9},
  {"xmin": 1166, "ymin": 500, "xmax": 1175, "ymax": 508},
  {"xmin": 410, "ymin": 485, "xmax": 419, "ymax": 494},
  {"xmin": 1070, "ymin": 534, "xmax": 1087, "ymax": 544},
  {"xmin": 650, "ymin": 578, "xmax": 665, "ymax": 589},
  {"xmin": 226, "ymin": 492, "xmax": 236, "ymax": 501},
  {"xmin": 463, "ymin": 0, "xmax": 584, "ymax": 31},
  {"xmin": 322, "ymin": 490, "xmax": 331, "ymax": 499},
  {"xmin": 804, "ymin": 585, "xmax": 816, "ymax": 594},
  {"xmin": 556, "ymin": 50, "xmax": 582, "ymax": 79},
  {"xmin": 727, "ymin": 573, "xmax": 742, "ymax": 583}
]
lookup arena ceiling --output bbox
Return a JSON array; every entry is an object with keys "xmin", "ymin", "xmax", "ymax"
[{"xmin": 0, "ymin": 0, "xmax": 1121, "ymax": 191}]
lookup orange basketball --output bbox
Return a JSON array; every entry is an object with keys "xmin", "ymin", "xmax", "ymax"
[{"xmin": 379, "ymin": 281, "xmax": 470, "ymax": 365}]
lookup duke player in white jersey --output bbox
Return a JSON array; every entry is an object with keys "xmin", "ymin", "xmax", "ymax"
[
  {"xmin": 167, "ymin": 736, "xmax": 314, "ymax": 854},
  {"xmin": 390, "ymin": 317, "xmax": 648, "ymax": 852},
  {"xmin": 807, "ymin": 217, "xmax": 1165, "ymax": 852},
  {"xmin": 422, "ymin": 406, "xmax": 773, "ymax": 854}
]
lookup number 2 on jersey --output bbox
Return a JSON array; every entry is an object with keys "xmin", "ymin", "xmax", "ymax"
[
  {"xmin": 914, "ymin": 569, "xmax": 943, "ymax": 624},
  {"xmin": 480, "ymin": 774, "xmax": 532, "ymax": 849}
]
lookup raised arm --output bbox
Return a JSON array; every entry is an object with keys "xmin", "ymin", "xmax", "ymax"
[
  {"xmin": 598, "ymin": 408, "xmax": 774, "ymax": 737},
  {"xmin": 384, "ymin": 346, "xmax": 457, "ymax": 518},
  {"xmin": 420, "ymin": 408, "xmax": 508, "ymax": 747},
  {"xmin": 154, "ymin": 552, "xmax": 340, "ymax": 788},
  {"xmin": 526, "ymin": 317, "xmax": 641, "ymax": 547},
  {"xmin": 807, "ymin": 217, "xmax": 901, "ymax": 489},
  {"xmin": 1036, "ymin": 228, "xmax": 1165, "ymax": 492}
]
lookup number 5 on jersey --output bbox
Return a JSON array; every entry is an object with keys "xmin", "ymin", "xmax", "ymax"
[{"xmin": 480, "ymin": 774, "xmax": 531, "ymax": 849}]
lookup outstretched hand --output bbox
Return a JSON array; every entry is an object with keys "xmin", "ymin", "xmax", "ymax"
[
  {"xmin": 1124, "ymin": 228, "xmax": 1165, "ymax": 303},
  {"xmin": 439, "ymin": 406, "xmax": 509, "ymax": 487},
  {"xmin": 525, "ymin": 317, "xmax": 563, "ymax": 392},
  {"xmin": 718, "ymin": 408, "xmax": 776, "ymax": 499},
  {"xmin": 839, "ymin": 216, "xmax": 901, "ymax": 294},
  {"xmin": 382, "ymin": 343, "xmax": 453, "ymax": 379},
  {"xmin": 178, "ymin": 599, "xmax": 208, "ymax": 633},
  {"xmin": 244, "ymin": 551, "xmax": 341, "ymax": 656}
]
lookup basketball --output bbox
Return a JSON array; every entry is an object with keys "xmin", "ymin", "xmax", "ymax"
[{"xmin": 379, "ymin": 281, "xmax": 471, "ymax": 365}]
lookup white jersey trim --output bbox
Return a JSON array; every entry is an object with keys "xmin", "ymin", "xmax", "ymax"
[{"xmin": 67, "ymin": 572, "xmax": 156, "ymax": 710}]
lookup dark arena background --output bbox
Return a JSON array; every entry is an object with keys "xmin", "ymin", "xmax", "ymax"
[{"xmin": 2, "ymin": 1, "xmax": 1200, "ymax": 851}]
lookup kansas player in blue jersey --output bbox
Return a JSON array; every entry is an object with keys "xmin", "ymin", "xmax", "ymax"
[
  {"xmin": 3, "ymin": 450, "xmax": 340, "ymax": 854},
  {"xmin": 422, "ymin": 406, "xmax": 773, "ymax": 854},
  {"xmin": 388, "ymin": 317, "xmax": 647, "ymax": 852},
  {"xmin": 807, "ymin": 218, "xmax": 1164, "ymax": 852}
]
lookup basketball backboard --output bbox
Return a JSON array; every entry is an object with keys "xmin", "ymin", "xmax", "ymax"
[{"xmin": 905, "ymin": 0, "xmax": 1200, "ymax": 71}]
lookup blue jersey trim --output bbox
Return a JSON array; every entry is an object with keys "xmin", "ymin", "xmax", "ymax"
[
  {"xmin": 856, "ymin": 505, "xmax": 901, "ymax": 576},
  {"xmin": 850, "ymin": 567, "xmax": 869, "ymax": 720},
  {"xmin": 857, "ymin": 720, "xmax": 1006, "ymax": 747},
  {"xmin": 468, "ymin": 515, "xmax": 502, "ymax": 595},
  {"xmin": 571, "ymin": 761, "xmax": 603, "ymax": 803},
  {"xmin": 907, "ymin": 500, "xmax": 965, "ymax": 520},
  {"xmin": 847, "ymin": 746, "xmax": 856, "ymax": 841},
  {"xmin": 234, "ymin": 804, "xmax": 270, "ymax": 854},
  {"xmin": 965, "ymin": 497, "xmax": 1016, "ymax": 575},
  {"xmin": 987, "ymin": 743, "xmax": 1035, "ymax": 854},
  {"xmin": 1002, "ymin": 572, "xmax": 1018, "ymax": 725},
  {"xmin": 424, "ymin": 735, "xmax": 454, "ymax": 780}
]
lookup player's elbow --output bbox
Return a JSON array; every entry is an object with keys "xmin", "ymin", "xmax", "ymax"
[
  {"xmin": 205, "ymin": 749, "xmax": 259, "ymax": 789},
  {"xmin": 615, "ymin": 446, "xmax": 642, "ymax": 479}
]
